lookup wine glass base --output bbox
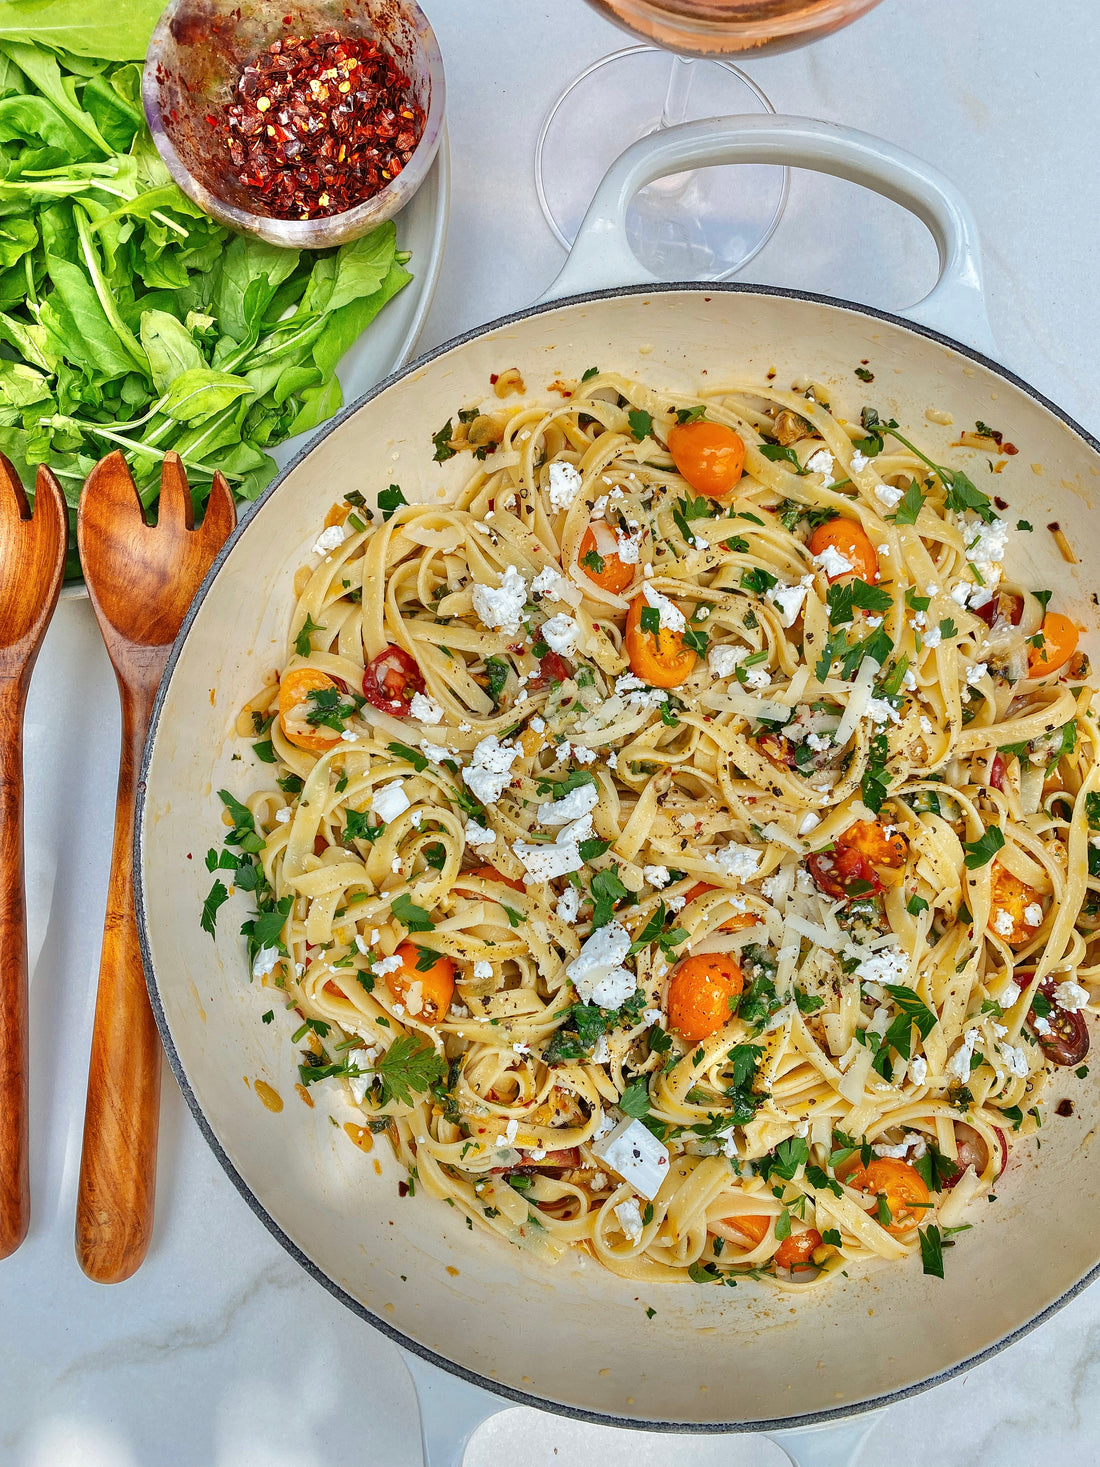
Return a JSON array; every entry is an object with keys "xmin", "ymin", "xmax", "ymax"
[{"xmin": 535, "ymin": 45, "xmax": 788, "ymax": 282}]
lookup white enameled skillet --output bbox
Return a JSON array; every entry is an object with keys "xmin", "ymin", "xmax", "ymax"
[{"xmin": 136, "ymin": 117, "xmax": 1100, "ymax": 1466}]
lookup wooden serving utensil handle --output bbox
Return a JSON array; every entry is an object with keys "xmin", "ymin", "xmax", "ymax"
[
  {"xmin": 76, "ymin": 668, "xmax": 164, "ymax": 1283},
  {"xmin": 0, "ymin": 675, "xmax": 30, "ymax": 1260}
]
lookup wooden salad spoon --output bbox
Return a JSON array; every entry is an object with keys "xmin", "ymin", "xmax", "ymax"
[
  {"xmin": 76, "ymin": 451, "xmax": 234, "ymax": 1283},
  {"xmin": 0, "ymin": 457, "xmax": 67, "ymax": 1260}
]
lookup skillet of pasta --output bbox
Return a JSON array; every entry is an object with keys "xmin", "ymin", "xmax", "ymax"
[{"xmin": 207, "ymin": 370, "xmax": 1097, "ymax": 1290}]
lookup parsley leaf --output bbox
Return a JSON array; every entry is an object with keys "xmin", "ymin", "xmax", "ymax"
[
  {"xmin": 581, "ymin": 366, "xmax": 599, "ymax": 381},
  {"xmin": 390, "ymin": 892, "xmax": 435, "ymax": 932},
  {"xmin": 944, "ymin": 470, "xmax": 995, "ymax": 524},
  {"xmin": 388, "ymin": 740, "xmax": 429, "ymax": 773},
  {"xmin": 891, "ymin": 481, "xmax": 925, "ymax": 525},
  {"xmin": 675, "ymin": 404, "xmax": 707, "ymax": 424},
  {"xmin": 919, "ymin": 1223, "xmax": 945, "ymax": 1278},
  {"xmin": 294, "ymin": 613, "xmax": 325, "ymax": 657},
  {"xmin": 379, "ymin": 483, "xmax": 408, "ymax": 519},
  {"xmin": 881, "ymin": 983, "xmax": 937, "ymax": 1059},
  {"xmin": 963, "ymin": 824, "xmax": 1005, "ymax": 869},
  {"xmin": 375, "ymin": 1035, "xmax": 448, "ymax": 1106},
  {"xmin": 201, "ymin": 880, "xmax": 229, "ymax": 938},
  {"xmin": 759, "ymin": 443, "xmax": 808, "ymax": 474},
  {"xmin": 345, "ymin": 808, "xmax": 383, "ymax": 843},
  {"xmin": 619, "ymin": 1079, "xmax": 652, "ymax": 1119},
  {"xmin": 628, "ymin": 408, "xmax": 654, "ymax": 441},
  {"xmin": 431, "ymin": 421, "xmax": 456, "ymax": 462}
]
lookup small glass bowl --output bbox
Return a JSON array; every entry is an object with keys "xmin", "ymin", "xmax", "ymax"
[{"xmin": 142, "ymin": 0, "xmax": 445, "ymax": 249}]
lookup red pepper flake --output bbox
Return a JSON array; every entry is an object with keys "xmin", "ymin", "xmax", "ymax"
[{"xmin": 209, "ymin": 29, "xmax": 425, "ymax": 220}]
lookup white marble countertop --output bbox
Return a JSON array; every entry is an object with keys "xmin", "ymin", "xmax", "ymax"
[{"xmin": 6, "ymin": 0, "xmax": 1100, "ymax": 1462}]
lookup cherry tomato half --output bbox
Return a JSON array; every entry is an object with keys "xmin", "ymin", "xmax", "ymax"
[
  {"xmin": 774, "ymin": 1227, "xmax": 824, "ymax": 1272},
  {"xmin": 974, "ymin": 591, "xmax": 1023, "ymax": 630},
  {"xmin": 808, "ymin": 518, "xmax": 879, "ymax": 584},
  {"xmin": 806, "ymin": 846, "xmax": 883, "ymax": 902},
  {"xmin": 363, "ymin": 645, "xmax": 425, "ymax": 715},
  {"xmin": 529, "ymin": 650, "xmax": 573, "ymax": 688},
  {"xmin": 1030, "ymin": 978, "xmax": 1090, "ymax": 1066}
]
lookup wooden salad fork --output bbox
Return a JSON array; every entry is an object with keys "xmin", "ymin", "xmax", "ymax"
[
  {"xmin": 0, "ymin": 457, "xmax": 67, "ymax": 1261},
  {"xmin": 76, "ymin": 451, "xmax": 234, "ymax": 1283}
]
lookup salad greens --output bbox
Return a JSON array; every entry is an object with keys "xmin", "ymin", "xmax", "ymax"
[
  {"xmin": 0, "ymin": 1, "xmax": 166, "ymax": 60},
  {"xmin": 0, "ymin": 36, "xmax": 412, "ymax": 576}
]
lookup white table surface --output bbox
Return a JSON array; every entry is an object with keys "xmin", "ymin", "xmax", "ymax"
[{"xmin": 6, "ymin": 0, "xmax": 1100, "ymax": 1463}]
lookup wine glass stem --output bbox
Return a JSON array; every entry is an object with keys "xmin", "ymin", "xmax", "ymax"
[{"xmin": 659, "ymin": 54, "xmax": 696, "ymax": 130}]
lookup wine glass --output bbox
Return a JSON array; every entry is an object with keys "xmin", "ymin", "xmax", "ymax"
[{"xmin": 536, "ymin": 0, "xmax": 885, "ymax": 282}]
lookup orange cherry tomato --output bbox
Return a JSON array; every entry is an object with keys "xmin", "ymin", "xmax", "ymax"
[
  {"xmin": 667, "ymin": 419, "xmax": 746, "ymax": 498},
  {"xmin": 1028, "ymin": 612, "xmax": 1078, "ymax": 676},
  {"xmin": 716, "ymin": 1213, "xmax": 771, "ymax": 1248},
  {"xmin": 579, "ymin": 523, "xmax": 634, "ymax": 595},
  {"xmin": 278, "ymin": 667, "xmax": 343, "ymax": 752},
  {"xmin": 774, "ymin": 1227, "xmax": 824, "ymax": 1272},
  {"xmin": 987, "ymin": 863, "xmax": 1044, "ymax": 946},
  {"xmin": 808, "ymin": 518, "xmax": 879, "ymax": 584},
  {"xmin": 460, "ymin": 864, "xmax": 526, "ymax": 894},
  {"xmin": 385, "ymin": 940, "xmax": 455, "ymax": 1023},
  {"xmin": 667, "ymin": 953, "xmax": 744, "ymax": 1043},
  {"xmin": 624, "ymin": 592, "xmax": 697, "ymax": 688},
  {"xmin": 837, "ymin": 1156, "xmax": 930, "ymax": 1235},
  {"xmin": 682, "ymin": 882, "xmax": 762, "ymax": 934},
  {"xmin": 839, "ymin": 819, "xmax": 908, "ymax": 870}
]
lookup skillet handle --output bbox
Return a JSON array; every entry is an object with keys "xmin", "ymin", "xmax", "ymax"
[
  {"xmin": 403, "ymin": 1349, "xmax": 505, "ymax": 1467},
  {"xmin": 537, "ymin": 114, "xmax": 999, "ymax": 360}
]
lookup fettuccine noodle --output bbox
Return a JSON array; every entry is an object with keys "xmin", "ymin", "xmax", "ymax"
[{"xmin": 218, "ymin": 370, "xmax": 1098, "ymax": 1290}]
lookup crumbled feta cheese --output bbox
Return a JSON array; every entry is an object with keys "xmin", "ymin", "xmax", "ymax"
[
  {"xmin": 965, "ymin": 515, "xmax": 1009, "ymax": 586},
  {"xmin": 919, "ymin": 715, "xmax": 934, "ymax": 735},
  {"xmin": 418, "ymin": 741, "xmax": 458, "ymax": 765},
  {"xmin": 616, "ymin": 528, "xmax": 644, "ymax": 564},
  {"xmin": 372, "ymin": 782, "xmax": 410, "ymax": 823},
  {"xmin": 768, "ymin": 576, "xmax": 814, "ymax": 627},
  {"xmin": 850, "ymin": 449, "xmax": 869, "ymax": 473},
  {"xmin": 591, "ymin": 1034, "xmax": 610, "ymax": 1064},
  {"xmin": 1023, "ymin": 903, "xmax": 1043, "ymax": 928},
  {"xmin": 566, "ymin": 921, "xmax": 636, "ymax": 1008},
  {"xmin": 339, "ymin": 730, "xmax": 359, "ymax": 743},
  {"xmin": 874, "ymin": 483, "xmax": 904, "ymax": 510},
  {"xmin": 355, "ymin": 934, "xmax": 370, "ymax": 955},
  {"xmin": 409, "ymin": 691, "xmax": 445, "ymax": 725},
  {"xmin": 969, "ymin": 586, "xmax": 993, "ymax": 610},
  {"xmin": 951, "ymin": 583, "xmax": 971, "ymax": 607},
  {"xmin": 708, "ymin": 842, "xmax": 761, "ymax": 880},
  {"xmin": 909, "ymin": 1056, "xmax": 928, "ymax": 1085},
  {"xmin": 591, "ymin": 1116, "xmax": 670, "ymax": 1200},
  {"xmin": 999, "ymin": 980, "xmax": 1021, "ymax": 1009},
  {"xmin": 853, "ymin": 945, "xmax": 908, "ymax": 986},
  {"xmin": 529, "ymin": 716, "xmax": 545, "ymax": 734},
  {"xmin": 531, "ymin": 565, "xmax": 568, "ymax": 599},
  {"xmin": 556, "ymin": 886, "xmax": 581, "ymax": 924},
  {"xmin": 805, "ymin": 732, "xmax": 833, "ymax": 753},
  {"xmin": 252, "ymin": 945, "xmax": 279, "ymax": 979},
  {"xmin": 762, "ymin": 869, "xmax": 794, "ymax": 903},
  {"xmin": 347, "ymin": 1046, "xmax": 380, "ymax": 1104},
  {"xmin": 312, "ymin": 523, "xmax": 347, "ymax": 555},
  {"xmin": 643, "ymin": 865, "xmax": 671, "ymax": 889},
  {"xmin": 903, "ymin": 669, "xmax": 917, "ymax": 690},
  {"xmin": 965, "ymin": 662, "xmax": 988, "ymax": 686},
  {"xmin": 813, "ymin": 544, "xmax": 855, "ymax": 578},
  {"xmin": 493, "ymin": 1117, "xmax": 520, "ymax": 1148},
  {"xmin": 946, "ymin": 1027, "xmax": 980, "ymax": 1083},
  {"xmin": 539, "ymin": 781, "xmax": 599, "ymax": 827},
  {"xmin": 798, "ymin": 812, "xmax": 821, "ymax": 836},
  {"xmin": 923, "ymin": 626, "xmax": 942, "ymax": 650},
  {"xmin": 514, "ymin": 830, "xmax": 586, "ymax": 882},
  {"xmin": 464, "ymin": 735, "xmax": 519, "ymax": 804},
  {"xmin": 867, "ymin": 697, "xmax": 901, "ymax": 726},
  {"xmin": 613, "ymin": 672, "xmax": 669, "ymax": 709},
  {"xmin": 708, "ymin": 643, "xmax": 744, "ymax": 679},
  {"xmin": 548, "ymin": 460, "xmax": 583, "ymax": 510},
  {"xmin": 473, "ymin": 960, "xmax": 493, "ymax": 979},
  {"xmin": 472, "ymin": 565, "xmax": 528, "ymax": 635},
  {"xmin": 1000, "ymin": 1045, "xmax": 1029, "ymax": 1079},
  {"xmin": 993, "ymin": 909, "xmax": 1015, "ymax": 937},
  {"xmin": 275, "ymin": 807, "xmax": 292, "ymax": 825},
  {"xmin": 1053, "ymin": 979, "xmax": 1089, "ymax": 1012},
  {"xmin": 806, "ymin": 449, "xmax": 834, "ymax": 482},
  {"xmin": 541, "ymin": 613, "xmax": 579, "ymax": 656},
  {"xmin": 375, "ymin": 955, "xmax": 403, "ymax": 977},
  {"xmin": 465, "ymin": 819, "xmax": 496, "ymax": 848},
  {"xmin": 642, "ymin": 583, "xmax": 686, "ymax": 632},
  {"xmin": 614, "ymin": 1196, "xmax": 644, "ymax": 1244},
  {"xmin": 572, "ymin": 745, "xmax": 597, "ymax": 765}
]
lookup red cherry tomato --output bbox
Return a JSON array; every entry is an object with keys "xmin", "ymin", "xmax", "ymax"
[
  {"xmin": 529, "ymin": 650, "xmax": 573, "ymax": 688},
  {"xmin": 1030, "ymin": 978, "xmax": 1090, "ymax": 1066},
  {"xmin": 974, "ymin": 591, "xmax": 1023, "ymax": 630},
  {"xmin": 757, "ymin": 732, "xmax": 796, "ymax": 769},
  {"xmin": 363, "ymin": 645, "xmax": 425, "ymax": 715},
  {"xmin": 806, "ymin": 846, "xmax": 883, "ymax": 902}
]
